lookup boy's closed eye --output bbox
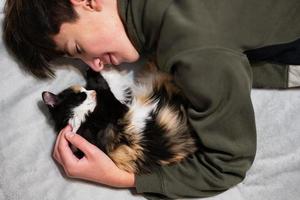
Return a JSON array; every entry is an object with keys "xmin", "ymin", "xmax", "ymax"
[
  {"xmin": 63, "ymin": 44, "xmax": 83, "ymax": 58},
  {"xmin": 75, "ymin": 44, "xmax": 83, "ymax": 55}
]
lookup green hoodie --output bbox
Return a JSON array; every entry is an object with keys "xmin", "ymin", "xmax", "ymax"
[{"xmin": 117, "ymin": 0, "xmax": 300, "ymax": 199}]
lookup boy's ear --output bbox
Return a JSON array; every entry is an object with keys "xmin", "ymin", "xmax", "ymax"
[{"xmin": 70, "ymin": 0, "xmax": 102, "ymax": 12}]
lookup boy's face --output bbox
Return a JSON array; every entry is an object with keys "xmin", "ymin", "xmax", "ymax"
[{"xmin": 52, "ymin": 1, "xmax": 139, "ymax": 72}]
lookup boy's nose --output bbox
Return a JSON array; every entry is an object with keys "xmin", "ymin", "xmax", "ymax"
[{"xmin": 82, "ymin": 58, "xmax": 104, "ymax": 72}]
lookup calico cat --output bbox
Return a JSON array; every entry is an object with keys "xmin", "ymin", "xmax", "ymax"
[{"xmin": 42, "ymin": 64, "xmax": 197, "ymax": 174}]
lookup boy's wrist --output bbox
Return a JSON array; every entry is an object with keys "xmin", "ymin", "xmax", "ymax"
[
  {"xmin": 110, "ymin": 168, "xmax": 136, "ymax": 188},
  {"xmin": 121, "ymin": 171, "xmax": 136, "ymax": 188}
]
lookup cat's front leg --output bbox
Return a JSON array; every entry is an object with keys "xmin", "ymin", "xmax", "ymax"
[{"xmin": 86, "ymin": 69, "xmax": 110, "ymax": 90}]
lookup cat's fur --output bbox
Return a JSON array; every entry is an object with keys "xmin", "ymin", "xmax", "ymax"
[{"xmin": 42, "ymin": 64, "xmax": 197, "ymax": 174}]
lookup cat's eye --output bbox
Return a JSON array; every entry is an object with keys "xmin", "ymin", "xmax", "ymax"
[{"xmin": 77, "ymin": 92, "xmax": 87, "ymax": 101}]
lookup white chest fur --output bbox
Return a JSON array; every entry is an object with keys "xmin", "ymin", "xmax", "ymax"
[
  {"xmin": 101, "ymin": 68, "xmax": 157, "ymax": 133},
  {"xmin": 68, "ymin": 88, "xmax": 97, "ymax": 133}
]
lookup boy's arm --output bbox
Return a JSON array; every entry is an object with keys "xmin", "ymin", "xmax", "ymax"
[{"xmin": 135, "ymin": 48, "xmax": 257, "ymax": 199}]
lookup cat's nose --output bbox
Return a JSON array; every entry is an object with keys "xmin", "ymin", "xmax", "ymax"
[{"xmin": 90, "ymin": 90, "xmax": 96, "ymax": 100}]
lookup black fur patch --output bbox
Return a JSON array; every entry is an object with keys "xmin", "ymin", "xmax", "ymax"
[{"xmin": 46, "ymin": 88, "xmax": 87, "ymax": 131}]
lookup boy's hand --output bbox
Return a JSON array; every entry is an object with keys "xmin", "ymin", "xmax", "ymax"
[{"xmin": 53, "ymin": 125, "xmax": 135, "ymax": 188}]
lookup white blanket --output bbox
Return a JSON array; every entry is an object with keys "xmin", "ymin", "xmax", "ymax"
[{"xmin": 0, "ymin": 12, "xmax": 300, "ymax": 200}]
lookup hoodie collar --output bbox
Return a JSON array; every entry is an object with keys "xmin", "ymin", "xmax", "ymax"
[{"xmin": 117, "ymin": 0, "xmax": 145, "ymax": 53}]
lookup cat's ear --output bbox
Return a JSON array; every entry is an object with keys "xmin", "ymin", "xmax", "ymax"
[{"xmin": 42, "ymin": 92, "xmax": 58, "ymax": 108}]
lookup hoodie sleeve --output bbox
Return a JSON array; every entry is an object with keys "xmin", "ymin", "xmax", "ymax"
[{"xmin": 135, "ymin": 48, "xmax": 257, "ymax": 199}]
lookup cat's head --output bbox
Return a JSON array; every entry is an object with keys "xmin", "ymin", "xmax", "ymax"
[{"xmin": 42, "ymin": 85, "xmax": 97, "ymax": 132}]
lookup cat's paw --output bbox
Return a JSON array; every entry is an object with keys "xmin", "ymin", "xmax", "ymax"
[{"xmin": 86, "ymin": 69, "xmax": 109, "ymax": 90}]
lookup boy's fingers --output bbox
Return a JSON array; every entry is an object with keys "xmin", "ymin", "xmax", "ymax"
[
  {"xmin": 53, "ymin": 125, "xmax": 73, "ymax": 164},
  {"xmin": 53, "ymin": 129, "xmax": 65, "ymax": 164},
  {"xmin": 64, "ymin": 132, "xmax": 97, "ymax": 158},
  {"xmin": 57, "ymin": 131, "xmax": 79, "ymax": 167}
]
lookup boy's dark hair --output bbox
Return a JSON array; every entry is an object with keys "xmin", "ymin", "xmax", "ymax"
[{"xmin": 3, "ymin": 0, "xmax": 78, "ymax": 78}]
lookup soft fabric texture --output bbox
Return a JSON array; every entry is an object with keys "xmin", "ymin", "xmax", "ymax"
[
  {"xmin": 288, "ymin": 65, "xmax": 300, "ymax": 87},
  {"xmin": 0, "ymin": 7, "xmax": 300, "ymax": 200}
]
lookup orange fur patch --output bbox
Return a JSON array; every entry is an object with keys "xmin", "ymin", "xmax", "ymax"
[{"xmin": 70, "ymin": 85, "xmax": 82, "ymax": 93}]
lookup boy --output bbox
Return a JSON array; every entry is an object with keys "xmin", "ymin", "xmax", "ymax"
[{"xmin": 3, "ymin": 0, "xmax": 300, "ymax": 199}]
